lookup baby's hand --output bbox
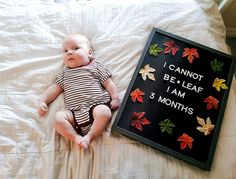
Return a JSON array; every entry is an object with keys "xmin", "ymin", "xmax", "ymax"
[
  {"xmin": 110, "ymin": 99, "xmax": 120, "ymax": 110},
  {"xmin": 38, "ymin": 101, "xmax": 48, "ymax": 116}
]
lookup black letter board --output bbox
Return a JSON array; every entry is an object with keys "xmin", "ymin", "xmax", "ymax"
[{"xmin": 112, "ymin": 28, "xmax": 235, "ymax": 170}]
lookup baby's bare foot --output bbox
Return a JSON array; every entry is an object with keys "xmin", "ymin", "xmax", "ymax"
[
  {"xmin": 79, "ymin": 134, "xmax": 93, "ymax": 149},
  {"xmin": 74, "ymin": 135, "xmax": 83, "ymax": 148}
]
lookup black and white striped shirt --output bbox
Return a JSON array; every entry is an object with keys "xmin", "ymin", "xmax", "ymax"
[{"xmin": 55, "ymin": 60, "xmax": 111, "ymax": 111}]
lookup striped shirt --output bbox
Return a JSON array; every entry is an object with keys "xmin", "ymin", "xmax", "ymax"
[
  {"xmin": 55, "ymin": 60, "xmax": 111, "ymax": 113},
  {"xmin": 55, "ymin": 60, "xmax": 111, "ymax": 134}
]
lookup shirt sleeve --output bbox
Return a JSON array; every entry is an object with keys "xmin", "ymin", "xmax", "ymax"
[
  {"xmin": 54, "ymin": 69, "xmax": 65, "ymax": 89},
  {"xmin": 95, "ymin": 61, "xmax": 112, "ymax": 84}
]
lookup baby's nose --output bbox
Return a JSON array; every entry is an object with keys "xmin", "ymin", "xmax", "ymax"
[{"xmin": 67, "ymin": 50, "xmax": 73, "ymax": 55}]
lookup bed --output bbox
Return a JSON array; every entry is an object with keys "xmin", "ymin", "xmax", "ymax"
[{"xmin": 0, "ymin": 0, "xmax": 236, "ymax": 178}]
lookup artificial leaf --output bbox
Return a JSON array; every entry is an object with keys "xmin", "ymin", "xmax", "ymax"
[
  {"xmin": 212, "ymin": 77, "xmax": 228, "ymax": 92},
  {"xmin": 203, "ymin": 96, "xmax": 219, "ymax": 110},
  {"xmin": 131, "ymin": 112, "xmax": 151, "ymax": 131},
  {"xmin": 163, "ymin": 40, "xmax": 179, "ymax": 56},
  {"xmin": 149, "ymin": 43, "xmax": 163, "ymax": 56},
  {"xmin": 210, "ymin": 59, "xmax": 224, "ymax": 72},
  {"xmin": 159, "ymin": 119, "xmax": 175, "ymax": 135},
  {"xmin": 130, "ymin": 88, "xmax": 145, "ymax": 103},
  {"xmin": 182, "ymin": 48, "xmax": 199, "ymax": 63},
  {"xmin": 177, "ymin": 133, "xmax": 194, "ymax": 150},
  {"xmin": 139, "ymin": 64, "xmax": 156, "ymax": 81},
  {"xmin": 196, "ymin": 116, "xmax": 215, "ymax": 136}
]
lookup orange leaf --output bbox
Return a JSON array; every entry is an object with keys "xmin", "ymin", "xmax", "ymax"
[
  {"xmin": 182, "ymin": 48, "xmax": 199, "ymax": 63},
  {"xmin": 177, "ymin": 133, "xmax": 194, "ymax": 150},
  {"xmin": 130, "ymin": 88, "xmax": 145, "ymax": 103}
]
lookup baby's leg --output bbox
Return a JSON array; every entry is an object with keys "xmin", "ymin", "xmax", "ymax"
[
  {"xmin": 54, "ymin": 110, "xmax": 83, "ymax": 145},
  {"xmin": 80, "ymin": 104, "xmax": 112, "ymax": 148}
]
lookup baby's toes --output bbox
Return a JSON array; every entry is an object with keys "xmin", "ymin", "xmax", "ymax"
[{"xmin": 80, "ymin": 141, "xmax": 89, "ymax": 149}]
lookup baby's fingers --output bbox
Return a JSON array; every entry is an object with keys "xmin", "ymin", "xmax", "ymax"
[{"xmin": 38, "ymin": 102, "xmax": 48, "ymax": 116}]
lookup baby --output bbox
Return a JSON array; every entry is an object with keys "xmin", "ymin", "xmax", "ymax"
[{"xmin": 39, "ymin": 34, "xmax": 120, "ymax": 149}]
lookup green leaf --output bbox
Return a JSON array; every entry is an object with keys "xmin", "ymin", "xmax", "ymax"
[
  {"xmin": 210, "ymin": 59, "xmax": 224, "ymax": 72},
  {"xmin": 149, "ymin": 44, "xmax": 163, "ymax": 56},
  {"xmin": 159, "ymin": 119, "xmax": 175, "ymax": 135}
]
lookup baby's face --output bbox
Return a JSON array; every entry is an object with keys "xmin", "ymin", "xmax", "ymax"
[{"xmin": 62, "ymin": 35, "xmax": 92, "ymax": 68}]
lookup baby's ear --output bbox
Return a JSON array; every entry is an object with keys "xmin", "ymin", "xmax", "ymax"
[{"xmin": 89, "ymin": 49, "xmax": 93, "ymax": 57}]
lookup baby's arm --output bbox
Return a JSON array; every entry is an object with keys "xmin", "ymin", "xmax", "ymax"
[
  {"xmin": 39, "ymin": 84, "xmax": 63, "ymax": 116},
  {"xmin": 103, "ymin": 78, "xmax": 120, "ymax": 110}
]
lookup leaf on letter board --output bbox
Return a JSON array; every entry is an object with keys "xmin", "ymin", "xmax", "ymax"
[
  {"xmin": 131, "ymin": 112, "xmax": 151, "ymax": 131},
  {"xmin": 130, "ymin": 88, "xmax": 145, "ymax": 103},
  {"xmin": 182, "ymin": 48, "xmax": 199, "ymax": 63},
  {"xmin": 163, "ymin": 40, "xmax": 179, "ymax": 56}
]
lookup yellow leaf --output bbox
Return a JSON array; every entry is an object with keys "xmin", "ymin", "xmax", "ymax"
[
  {"xmin": 212, "ymin": 77, "xmax": 228, "ymax": 92},
  {"xmin": 221, "ymin": 83, "xmax": 228, "ymax": 90}
]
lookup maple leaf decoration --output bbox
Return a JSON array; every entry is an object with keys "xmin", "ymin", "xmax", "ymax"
[
  {"xmin": 203, "ymin": 96, "xmax": 219, "ymax": 110},
  {"xmin": 177, "ymin": 133, "xmax": 194, "ymax": 150},
  {"xmin": 196, "ymin": 116, "xmax": 215, "ymax": 136},
  {"xmin": 131, "ymin": 112, "xmax": 151, "ymax": 131},
  {"xmin": 159, "ymin": 119, "xmax": 175, "ymax": 135},
  {"xmin": 210, "ymin": 59, "xmax": 224, "ymax": 72},
  {"xmin": 182, "ymin": 48, "xmax": 199, "ymax": 63},
  {"xmin": 163, "ymin": 40, "xmax": 179, "ymax": 56},
  {"xmin": 149, "ymin": 43, "xmax": 163, "ymax": 56},
  {"xmin": 130, "ymin": 88, "xmax": 145, "ymax": 103},
  {"xmin": 139, "ymin": 64, "xmax": 156, "ymax": 81},
  {"xmin": 212, "ymin": 77, "xmax": 228, "ymax": 92}
]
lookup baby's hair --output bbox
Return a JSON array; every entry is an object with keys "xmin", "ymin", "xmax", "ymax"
[{"xmin": 64, "ymin": 34, "xmax": 92, "ymax": 50}]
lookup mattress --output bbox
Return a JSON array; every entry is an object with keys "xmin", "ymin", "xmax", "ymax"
[{"xmin": 0, "ymin": 0, "xmax": 236, "ymax": 178}]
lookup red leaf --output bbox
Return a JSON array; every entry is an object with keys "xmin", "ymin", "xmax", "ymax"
[
  {"xmin": 136, "ymin": 123, "xmax": 143, "ymax": 131},
  {"xmin": 203, "ymin": 96, "xmax": 219, "ymax": 110},
  {"xmin": 131, "ymin": 112, "xmax": 151, "ymax": 131},
  {"xmin": 137, "ymin": 112, "xmax": 145, "ymax": 120},
  {"xmin": 140, "ymin": 118, "xmax": 151, "ymax": 125},
  {"xmin": 180, "ymin": 142, "xmax": 187, "ymax": 150},
  {"xmin": 163, "ymin": 40, "xmax": 179, "ymax": 56}
]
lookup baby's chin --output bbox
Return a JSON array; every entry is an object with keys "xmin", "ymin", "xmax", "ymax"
[
  {"xmin": 65, "ymin": 61, "xmax": 88, "ymax": 69},
  {"xmin": 66, "ymin": 64, "xmax": 82, "ymax": 69},
  {"xmin": 64, "ymin": 57, "xmax": 90, "ymax": 68}
]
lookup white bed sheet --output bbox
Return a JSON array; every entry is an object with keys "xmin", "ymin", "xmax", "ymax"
[{"xmin": 1, "ymin": 0, "xmax": 236, "ymax": 178}]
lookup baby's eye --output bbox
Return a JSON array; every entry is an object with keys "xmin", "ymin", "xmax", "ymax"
[
  {"xmin": 74, "ymin": 47, "xmax": 80, "ymax": 50},
  {"xmin": 63, "ymin": 49, "xmax": 68, "ymax": 53}
]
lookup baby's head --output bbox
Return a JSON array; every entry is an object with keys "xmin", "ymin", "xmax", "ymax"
[{"xmin": 62, "ymin": 34, "xmax": 92, "ymax": 68}]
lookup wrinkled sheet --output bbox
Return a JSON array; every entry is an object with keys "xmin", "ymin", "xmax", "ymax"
[{"xmin": 1, "ymin": 0, "xmax": 236, "ymax": 178}]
